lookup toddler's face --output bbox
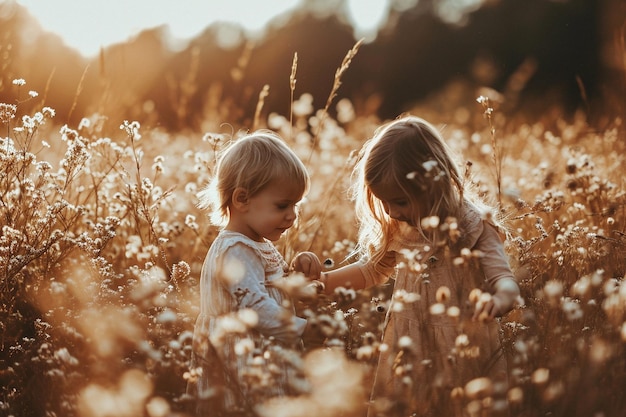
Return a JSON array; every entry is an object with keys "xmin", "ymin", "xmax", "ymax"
[
  {"xmin": 235, "ymin": 178, "xmax": 304, "ymax": 242},
  {"xmin": 369, "ymin": 181, "xmax": 416, "ymax": 226}
]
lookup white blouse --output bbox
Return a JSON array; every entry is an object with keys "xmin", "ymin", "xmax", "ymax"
[{"xmin": 197, "ymin": 229, "xmax": 306, "ymax": 344}]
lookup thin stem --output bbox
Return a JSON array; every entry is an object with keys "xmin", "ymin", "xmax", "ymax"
[
  {"xmin": 477, "ymin": 96, "xmax": 502, "ymax": 208},
  {"xmin": 307, "ymin": 39, "xmax": 363, "ymax": 164},
  {"xmin": 289, "ymin": 52, "xmax": 298, "ymax": 141}
]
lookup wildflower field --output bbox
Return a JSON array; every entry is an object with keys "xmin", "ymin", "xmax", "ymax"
[{"xmin": 2, "ymin": 41, "xmax": 626, "ymax": 417}]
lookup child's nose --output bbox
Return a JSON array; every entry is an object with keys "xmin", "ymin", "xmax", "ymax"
[{"xmin": 286, "ymin": 206, "xmax": 297, "ymax": 220}]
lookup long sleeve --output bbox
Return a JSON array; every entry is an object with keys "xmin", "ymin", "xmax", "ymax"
[
  {"xmin": 218, "ymin": 243, "xmax": 306, "ymax": 345},
  {"xmin": 473, "ymin": 221, "xmax": 516, "ymax": 290},
  {"xmin": 358, "ymin": 251, "xmax": 398, "ymax": 287}
]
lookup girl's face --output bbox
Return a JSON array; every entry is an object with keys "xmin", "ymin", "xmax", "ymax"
[
  {"xmin": 368, "ymin": 181, "xmax": 417, "ymax": 226},
  {"xmin": 228, "ymin": 178, "xmax": 304, "ymax": 242}
]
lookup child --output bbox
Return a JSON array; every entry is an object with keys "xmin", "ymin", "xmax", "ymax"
[
  {"xmin": 294, "ymin": 115, "xmax": 521, "ymax": 416},
  {"xmin": 187, "ymin": 131, "xmax": 318, "ymax": 416}
]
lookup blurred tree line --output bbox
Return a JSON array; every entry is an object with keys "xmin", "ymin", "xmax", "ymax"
[{"xmin": 0, "ymin": 0, "xmax": 623, "ymax": 132}]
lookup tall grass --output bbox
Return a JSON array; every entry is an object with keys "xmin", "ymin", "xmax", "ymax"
[{"xmin": 1, "ymin": 50, "xmax": 626, "ymax": 417}]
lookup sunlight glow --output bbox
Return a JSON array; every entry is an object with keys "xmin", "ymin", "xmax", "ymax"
[
  {"xmin": 16, "ymin": 0, "xmax": 301, "ymax": 57},
  {"xmin": 16, "ymin": 0, "xmax": 394, "ymax": 58},
  {"xmin": 346, "ymin": 0, "xmax": 389, "ymax": 41}
]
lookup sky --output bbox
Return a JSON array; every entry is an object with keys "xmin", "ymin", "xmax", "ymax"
[{"xmin": 15, "ymin": 0, "xmax": 390, "ymax": 58}]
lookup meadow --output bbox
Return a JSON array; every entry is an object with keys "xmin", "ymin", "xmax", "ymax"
[{"xmin": 1, "ymin": 43, "xmax": 626, "ymax": 417}]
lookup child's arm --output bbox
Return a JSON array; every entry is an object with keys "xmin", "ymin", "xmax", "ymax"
[
  {"xmin": 320, "ymin": 262, "xmax": 368, "ymax": 293},
  {"xmin": 472, "ymin": 223, "xmax": 522, "ymax": 321},
  {"xmin": 219, "ymin": 244, "xmax": 306, "ymax": 345},
  {"xmin": 321, "ymin": 251, "xmax": 397, "ymax": 294},
  {"xmin": 290, "ymin": 251, "xmax": 366, "ymax": 293}
]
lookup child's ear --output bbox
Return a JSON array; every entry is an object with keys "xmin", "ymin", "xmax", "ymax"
[{"xmin": 231, "ymin": 187, "xmax": 249, "ymax": 210}]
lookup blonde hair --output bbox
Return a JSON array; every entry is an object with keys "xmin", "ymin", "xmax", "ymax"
[
  {"xmin": 352, "ymin": 115, "xmax": 490, "ymax": 263},
  {"xmin": 198, "ymin": 130, "xmax": 309, "ymax": 226}
]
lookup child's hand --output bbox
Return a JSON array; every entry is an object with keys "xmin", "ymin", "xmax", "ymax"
[
  {"xmin": 290, "ymin": 251, "xmax": 323, "ymax": 280},
  {"xmin": 472, "ymin": 292, "xmax": 508, "ymax": 322},
  {"xmin": 472, "ymin": 279, "xmax": 522, "ymax": 322}
]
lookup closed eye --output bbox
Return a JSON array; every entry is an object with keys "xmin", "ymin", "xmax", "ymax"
[{"xmin": 277, "ymin": 202, "xmax": 298, "ymax": 210}]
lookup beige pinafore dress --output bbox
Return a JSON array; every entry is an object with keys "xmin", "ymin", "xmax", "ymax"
[{"xmin": 369, "ymin": 207, "xmax": 513, "ymax": 416}]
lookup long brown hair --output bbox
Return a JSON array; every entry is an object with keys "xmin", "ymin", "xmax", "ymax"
[{"xmin": 352, "ymin": 115, "xmax": 482, "ymax": 265}]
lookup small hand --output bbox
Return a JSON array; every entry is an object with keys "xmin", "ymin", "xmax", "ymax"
[
  {"xmin": 472, "ymin": 281, "xmax": 521, "ymax": 322},
  {"xmin": 290, "ymin": 251, "xmax": 323, "ymax": 280},
  {"xmin": 472, "ymin": 292, "xmax": 506, "ymax": 322}
]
